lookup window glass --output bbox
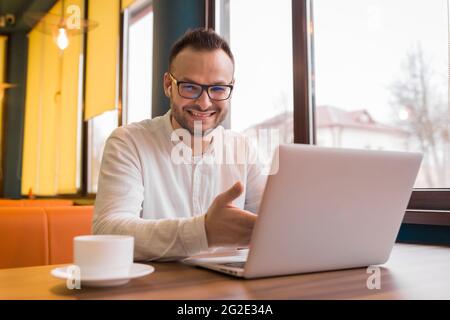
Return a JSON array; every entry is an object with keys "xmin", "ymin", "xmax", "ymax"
[
  {"xmin": 87, "ymin": 110, "xmax": 118, "ymax": 193},
  {"xmin": 216, "ymin": 0, "xmax": 294, "ymax": 168},
  {"xmin": 125, "ymin": 3, "xmax": 153, "ymax": 124},
  {"xmin": 313, "ymin": 0, "xmax": 449, "ymax": 188}
]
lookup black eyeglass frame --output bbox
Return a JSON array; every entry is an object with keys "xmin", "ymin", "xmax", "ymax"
[{"xmin": 168, "ymin": 73, "xmax": 234, "ymax": 101}]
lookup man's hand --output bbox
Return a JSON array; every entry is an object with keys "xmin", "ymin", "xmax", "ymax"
[{"xmin": 204, "ymin": 181, "xmax": 257, "ymax": 248}]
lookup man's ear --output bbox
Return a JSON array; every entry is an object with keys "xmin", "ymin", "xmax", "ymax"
[{"xmin": 163, "ymin": 72, "xmax": 172, "ymax": 98}]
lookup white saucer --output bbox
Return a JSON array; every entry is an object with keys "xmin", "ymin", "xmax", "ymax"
[{"xmin": 51, "ymin": 263, "xmax": 155, "ymax": 288}]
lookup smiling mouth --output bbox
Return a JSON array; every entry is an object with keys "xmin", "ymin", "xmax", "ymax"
[{"xmin": 186, "ymin": 110, "xmax": 216, "ymax": 119}]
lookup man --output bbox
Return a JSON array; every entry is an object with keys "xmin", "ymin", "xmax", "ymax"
[{"xmin": 93, "ymin": 28, "xmax": 267, "ymax": 261}]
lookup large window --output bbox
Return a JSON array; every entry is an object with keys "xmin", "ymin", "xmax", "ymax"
[
  {"xmin": 216, "ymin": 0, "xmax": 294, "ymax": 167},
  {"xmin": 87, "ymin": 110, "xmax": 118, "ymax": 193},
  {"xmin": 123, "ymin": 1, "xmax": 153, "ymax": 124},
  {"xmin": 312, "ymin": 0, "xmax": 449, "ymax": 188},
  {"xmin": 213, "ymin": 0, "xmax": 450, "ymax": 214}
]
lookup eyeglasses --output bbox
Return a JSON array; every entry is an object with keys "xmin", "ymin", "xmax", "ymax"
[{"xmin": 168, "ymin": 73, "xmax": 234, "ymax": 101}]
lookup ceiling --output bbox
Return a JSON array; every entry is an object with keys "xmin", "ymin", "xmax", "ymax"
[{"xmin": 0, "ymin": 0, "xmax": 57, "ymax": 34}]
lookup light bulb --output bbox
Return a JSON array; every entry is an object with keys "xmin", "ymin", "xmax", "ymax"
[{"xmin": 56, "ymin": 27, "xmax": 69, "ymax": 50}]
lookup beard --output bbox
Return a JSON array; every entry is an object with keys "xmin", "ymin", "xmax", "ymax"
[{"xmin": 170, "ymin": 99, "xmax": 228, "ymax": 136}]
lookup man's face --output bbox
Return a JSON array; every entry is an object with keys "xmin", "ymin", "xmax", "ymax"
[{"xmin": 164, "ymin": 47, "xmax": 234, "ymax": 135}]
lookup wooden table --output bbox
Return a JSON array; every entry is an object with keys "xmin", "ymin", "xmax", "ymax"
[{"xmin": 0, "ymin": 244, "xmax": 449, "ymax": 300}]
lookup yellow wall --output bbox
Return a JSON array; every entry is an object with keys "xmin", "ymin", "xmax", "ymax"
[
  {"xmin": 0, "ymin": 36, "xmax": 7, "ymax": 184},
  {"xmin": 0, "ymin": 36, "xmax": 6, "ymax": 86},
  {"xmin": 84, "ymin": 0, "xmax": 120, "ymax": 120}
]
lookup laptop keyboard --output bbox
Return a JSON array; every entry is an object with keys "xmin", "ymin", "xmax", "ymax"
[{"xmin": 220, "ymin": 262, "xmax": 246, "ymax": 269}]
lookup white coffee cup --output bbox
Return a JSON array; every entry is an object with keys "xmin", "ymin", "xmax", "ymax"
[{"xmin": 73, "ymin": 235, "xmax": 134, "ymax": 279}]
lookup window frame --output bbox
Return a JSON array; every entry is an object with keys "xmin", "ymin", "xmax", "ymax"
[
  {"xmin": 210, "ymin": 0, "xmax": 450, "ymax": 226},
  {"xmin": 293, "ymin": 0, "xmax": 450, "ymax": 223},
  {"xmin": 84, "ymin": 0, "xmax": 122, "ymax": 196},
  {"xmin": 121, "ymin": 0, "xmax": 154, "ymax": 126},
  {"xmin": 82, "ymin": 0, "xmax": 153, "ymax": 197}
]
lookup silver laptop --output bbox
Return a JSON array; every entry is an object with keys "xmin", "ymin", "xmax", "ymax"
[{"xmin": 183, "ymin": 144, "xmax": 423, "ymax": 279}]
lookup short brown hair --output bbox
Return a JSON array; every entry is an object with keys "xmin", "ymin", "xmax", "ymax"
[{"xmin": 169, "ymin": 28, "xmax": 234, "ymax": 70}]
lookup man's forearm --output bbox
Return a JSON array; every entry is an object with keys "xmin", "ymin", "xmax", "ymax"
[{"xmin": 92, "ymin": 212, "xmax": 209, "ymax": 261}]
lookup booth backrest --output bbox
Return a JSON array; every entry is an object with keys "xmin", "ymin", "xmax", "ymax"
[
  {"xmin": 0, "ymin": 200, "xmax": 25, "ymax": 207},
  {"xmin": 23, "ymin": 200, "xmax": 74, "ymax": 207},
  {"xmin": 0, "ymin": 208, "xmax": 49, "ymax": 268},
  {"xmin": 0, "ymin": 206, "xmax": 93, "ymax": 269},
  {"xmin": 0, "ymin": 199, "xmax": 74, "ymax": 207},
  {"xmin": 46, "ymin": 206, "xmax": 93, "ymax": 264}
]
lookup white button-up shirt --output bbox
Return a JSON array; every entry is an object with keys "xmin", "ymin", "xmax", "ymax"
[{"xmin": 93, "ymin": 110, "xmax": 267, "ymax": 261}]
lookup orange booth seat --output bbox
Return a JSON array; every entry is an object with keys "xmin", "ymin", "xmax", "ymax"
[
  {"xmin": 0, "ymin": 199, "xmax": 74, "ymax": 207},
  {"xmin": 0, "ymin": 206, "xmax": 93, "ymax": 269}
]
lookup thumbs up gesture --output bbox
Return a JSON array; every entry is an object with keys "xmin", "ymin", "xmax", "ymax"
[{"xmin": 204, "ymin": 182, "xmax": 257, "ymax": 248}]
